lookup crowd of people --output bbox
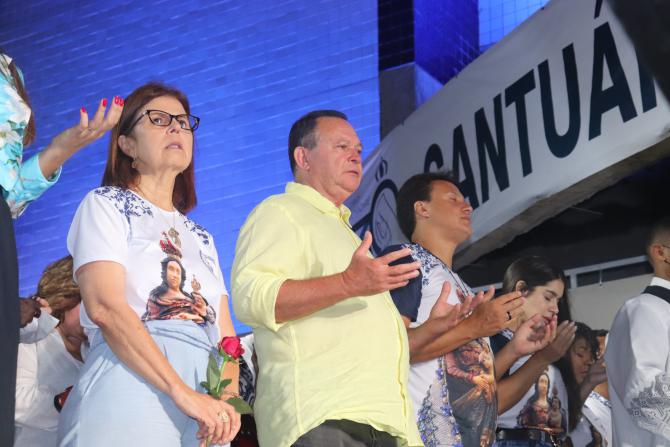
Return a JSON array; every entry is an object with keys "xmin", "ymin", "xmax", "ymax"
[{"xmin": 2, "ymin": 50, "xmax": 670, "ymax": 447}]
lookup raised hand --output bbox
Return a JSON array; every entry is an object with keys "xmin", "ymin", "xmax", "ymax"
[
  {"xmin": 535, "ymin": 320, "xmax": 576, "ymax": 364},
  {"xmin": 50, "ymin": 96, "xmax": 124, "ymax": 154},
  {"xmin": 19, "ymin": 298, "xmax": 41, "ymax": 327},
  {"xmin": 427, "ymin": 282, "xmax": 472, "ymax": 333},
  {"xmin": 510, "ymin": 314, "xmax": 556, "ymax": 357},
  {"xmin": 38, "ymin": 96, "xmax": 125, "ymax": 179},
  {"xmin": 584, "ymin": 355, "xmax": 607, "ymax": 388},
  {"xmin": 341, "ymin": 232, "xmax": 420, "ymax": 296},
  {"xmin": 34, "ymin": 297, "xmax": 52, "ymax": 315},
  {"xmin": 465, "ymin": 288, "xmax": 525, "ymax": 338}
]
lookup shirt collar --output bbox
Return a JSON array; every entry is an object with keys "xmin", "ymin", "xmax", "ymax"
[
  {"xmin": 285, "ymin": 181, "xmax": 352, "ymax": 222},
  {"xmin": 650, "ymin": 276, "xmax": 670, "ymax": 290}
]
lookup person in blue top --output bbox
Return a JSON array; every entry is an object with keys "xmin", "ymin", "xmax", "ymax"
[{"xmin": 0, "ymin": 51, "xmax": 123, "ymax": 445}]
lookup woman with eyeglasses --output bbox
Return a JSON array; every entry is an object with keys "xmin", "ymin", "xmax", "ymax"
[
  {"xmin": 58, "ymin": 82, "xmax": 240, "ymax": 446},
  {"xmin": 0, "ymin": 51, "xmax": 122, "ymax": 446}
]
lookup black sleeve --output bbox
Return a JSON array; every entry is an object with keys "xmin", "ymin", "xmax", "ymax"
[
  {"xmin": 382, "ymin": 244, "xmax": 423, "ymax": 322},
  {"xmin": 489, "ymin": 332, "xmax": 512, "ymax": 378},
  {"xmin": 489, "ymin": 332, "xmax": 509, "ymax": 355}
]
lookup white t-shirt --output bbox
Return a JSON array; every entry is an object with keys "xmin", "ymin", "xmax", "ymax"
[
  {"xmin": 605, "ymin": 276, "xmax": 670, "ymax": 447},
  {"xmin": 387, "ymin": 243, "xmax": 497, "ymax": 447},
  {"xmin": 570, "ymin": 391, "xmax": 612, "ymax": 447},
  {"xmin": 493, "ymin": 330, "xmax": 569, "ymax": 437},
  {"xmin": 67, "ymin": 187, "xmax": 227, "ymax": 342}
]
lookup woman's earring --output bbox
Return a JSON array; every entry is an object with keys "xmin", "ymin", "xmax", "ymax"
[{"xmin": 131, "ymin": 158, "xmax": 138, "ymax": 169}]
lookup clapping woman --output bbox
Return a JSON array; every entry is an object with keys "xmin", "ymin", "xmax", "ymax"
[
  {"xmin": 0, "ymin": 51, "xmax": 122, "ymax": 445},
  {"xmin": 59, "ymin": 82, "xmax": 240, "ymax": 446}
]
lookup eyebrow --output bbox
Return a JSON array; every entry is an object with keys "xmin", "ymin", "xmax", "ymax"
[{"xmin": 335, "ymin": 139, "xmax": 363, "ymax": 149}]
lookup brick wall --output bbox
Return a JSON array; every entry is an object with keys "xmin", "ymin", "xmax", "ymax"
[
  {"xmin": 1, "ymin": 0, "xmax": 379, "ymax": 332},
  {"xmin": 415, "ymin": 0, "xmax": 479, "ymax": 84},
  {"xmin": 479, "ymin": 0, "xmax": 550, "ymax": 51}
]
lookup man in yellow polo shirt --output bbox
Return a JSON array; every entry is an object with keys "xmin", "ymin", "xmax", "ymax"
[{"xmin": 232, "ymin": 110, "xmax": 424, "ymax": 447}]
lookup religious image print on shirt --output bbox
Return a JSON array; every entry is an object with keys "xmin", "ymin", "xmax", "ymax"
[
  {"xmin": 517, "ymin": 370, "xmax": 567, "ymax": 433},
  {"xmin": 141, "ymin": 228, "xmax": 216, "ymax": 325},
  {"xmin": 442, "ymin": 287, "xmax": 497, "ymax": 447}
]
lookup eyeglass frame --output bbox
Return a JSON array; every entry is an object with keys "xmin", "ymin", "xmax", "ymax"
[{"xmin": 125, "ymin": 109, "xmax": 201, "ymax": 134}]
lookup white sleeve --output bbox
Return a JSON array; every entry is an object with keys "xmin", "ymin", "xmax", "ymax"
[
  {"xmin": 67, "ymin": 189, "xmax": 129, "ymax": 278},
  {"xmin": 19, "ymin": 312, "xmax": 59, "ymax": 344},
  {"xmin": 14, "ymin": 343, "xmax": 60, "ymax": 430},
  {"xmin": 606, "ymin": 299, "xmax": 670, "ymax": 440}
]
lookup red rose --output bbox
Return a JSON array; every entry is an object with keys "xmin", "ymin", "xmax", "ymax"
[{"xmin": 218, "ymin": 336, "xmax": 244, "ymax": 359}]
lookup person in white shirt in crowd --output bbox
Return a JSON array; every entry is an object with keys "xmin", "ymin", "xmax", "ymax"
[
  {"xmin": 566, "ymin": 323, "xmax": 611, "ymax": 447},
  {"xmin": 15, "ymin": 255, "xmax": 86, "ymax": 447},
  {"xmin": 606, "ymin": 216, "xmax": 670, "ymax": 447},
  {"xmin": 492, "ymin": 258, "xmax": 606, "ymax": 447},
  {"xmin": 386, "ymin": 172, "xmax": 555, "ymax": 447},
  {"xmin": 58, "ymin": 82, "xmax": 240, "ymax": 447},
  {"xmin": 491, "ymin": 256, "xmax": 573, "ymax": 447}
]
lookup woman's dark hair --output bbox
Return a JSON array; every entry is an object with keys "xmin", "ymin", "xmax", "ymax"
[
  {"xmin": 101, "ymin": 82, "xmax": 197, "ymax": 213},
  {"xmin": 149, "ymin": 257, "xmax": 188, "ymax": 299},
  {"xmin": 0, "ymin": 52, "xmax": 36, "ymax": 146},
  {"xmin": 395, "ymin": 171, "xmax": 459, "ymax": 240},
  {"xmin": 502, "ymin": 255, "xmax": 571, "ymax": 323},
  {"xmin": 502, "ymin": 256, "xmax": 567, "ymax": 297},
  {"xmin": 556, "ymin": 321, "xmax": 598, "ymax": 431}
]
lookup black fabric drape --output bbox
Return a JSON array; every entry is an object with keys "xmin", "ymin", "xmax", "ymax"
[{"xmin": 0, "ymin": 187, "xmax": 18, "ymax": 445}]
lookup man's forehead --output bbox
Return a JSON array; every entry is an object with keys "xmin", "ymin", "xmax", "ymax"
[
  {"xmin": 431, "ymin": 180, "xmax": 462, "ymax": 196},
  {"xmin": 316, "ymin": 116, "xmax": 358, "ymax": 139}
]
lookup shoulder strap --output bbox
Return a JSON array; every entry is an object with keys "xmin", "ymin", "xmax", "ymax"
[{"xmin": 643, "ymin": 285, "xmax": 670, "ymax": 305}]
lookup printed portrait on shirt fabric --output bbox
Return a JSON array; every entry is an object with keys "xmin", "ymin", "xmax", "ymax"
[
  {"xmin": 141, "ymin": 230, "xmax": 216, "ymax": 325},
  {"xmin": 442, "ymin": 287, "xmax": 497, "ymax": 447},
  {"xmin": 517, "ymin": 371, "xmax": 567, "ymax": 433}
]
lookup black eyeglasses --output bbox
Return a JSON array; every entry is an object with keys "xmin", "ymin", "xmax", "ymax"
[{"xmin": 126, "ymin": 109, "xmax": 200, "ymax": 133}]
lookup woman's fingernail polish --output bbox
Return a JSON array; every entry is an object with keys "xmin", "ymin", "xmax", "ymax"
[
  {"xmin": 81, "ymin": 107, "xmax": 86, "ymax": 113},
  {"xmin": 102, "ymin": 98, "xmax": 108, "ymax": 107},
  {"xmin": 119, "ymin": 98, "xmax": 124, "ymax": 106}
]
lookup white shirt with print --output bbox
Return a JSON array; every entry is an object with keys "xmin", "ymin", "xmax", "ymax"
[
  {"xmin": 388, "ymin": 243, "xmax": 497, "ymax": 447},
  {"xmin": 496, "ymin": 330, "xmax": 569, "ymax": 437},
  {"xmin": 67, "ymin": 187, "xmax": 227, "ymax": 344}
]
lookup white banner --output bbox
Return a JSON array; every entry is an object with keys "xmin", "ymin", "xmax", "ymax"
[{"xmin": 347, "ymin": 0, "xmax": 670, "ymax": 265}]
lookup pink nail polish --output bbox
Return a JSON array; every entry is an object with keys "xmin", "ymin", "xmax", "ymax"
[
  {"xmin": 81, "ymin": 107, "xmax": 86, "ymax": 113},
  {"xmin": 102, "ymin": 98, "xmax": 108, "ymax": 107},
  {"xmin": 119, "ymin": 98, "xmax": 124, "ymax": 106}
]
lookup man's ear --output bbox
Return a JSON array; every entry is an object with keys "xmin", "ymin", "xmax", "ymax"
[
  {"xmin": 414, "ymin": 200, "xmax": 430, "ymax": 219},
  {"xmin": 293, "ymin": 146, "xmax": 310, "ymax": 171},
  {"xmin": 649, "ymin": 243, "xmax": 666, "ymax": 263}
]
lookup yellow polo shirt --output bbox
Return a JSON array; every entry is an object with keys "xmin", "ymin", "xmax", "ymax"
[{"xmin": 232, "ymin": 182, "xmax": 422, "ymax": 447}]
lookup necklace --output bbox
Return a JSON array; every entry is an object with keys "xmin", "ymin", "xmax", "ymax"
[{"xmin": 134, "ymin": 184, "xmax": 181, "ymax": 247}]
